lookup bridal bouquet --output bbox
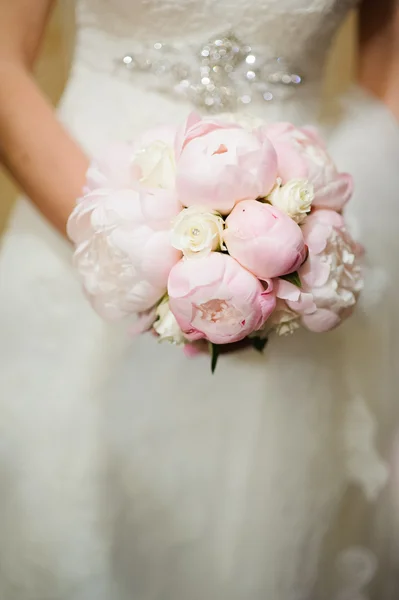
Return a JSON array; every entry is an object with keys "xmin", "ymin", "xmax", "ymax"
[{"xmin": 68, "ymin": 113, "xmax": 363, "ymax": 371}]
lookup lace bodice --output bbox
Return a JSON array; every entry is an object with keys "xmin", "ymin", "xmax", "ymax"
[
  {"xmin": 77, "ymin": 0, "xmax": 358, "ymax": 47},
  {"xmin": 74, "ymin": 0, "xmax": 360, "ymax": 118}
]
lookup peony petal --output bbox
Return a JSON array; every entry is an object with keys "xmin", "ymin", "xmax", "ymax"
[
  {"xmin": 275, "ymin": 279, "xmax": 316, "ymax": 315},
  {"xmin": 300, "ymin": 255, "xmax": 330, "ymax": 288},
  {"xmin": 174, "ymin": 112, "xmax": 202, "ymax": 156},
  {"xmin": 301, "ymin": 308, "xmax": 340, "ymax": 332},
  {"xmin": 261, "ymin": 122, "xmax": 295, "ymax": 140},
  {"xmin": 224, "ymin": 200, "xmax": 306, "ymax": 279},
  {"xmin": 181, "ymin": 329, "xmax": 205, "ymax": 342},
  {"xmin": 126, "ymin": 280, "xmax": 165, "ymax": 313},
  {"xmin": 168, "ymin": 256, "xmax": 223, "ymax": 298},
  {"xmin": 90, "ymin": 295, "xmax": 128, "ymax": 321},
  {"xmin": 272, "ymin": 141, "xmax": 309, "ymax": 183},
  {"xmin": 300, "ymin": 126, "xmax": 327, "ymax": 149},
  {"xmin": 140, "ymin": 189, "xmax": 182, "ymax": 227},
  {"xmin": 69, "ymin": 185, "xmax": 181, "ymax": 320},
  {"xmin": 141, "ymin": 230, "xmax": 182, "ymax": 284},
  {"xmin": 67, "ymin": 190, "xmax": 113, "ymax": 244},
  {"xmin": 307, "ymin": 209, "xmax": 345, "ymax": 229},
  {"xmin": 183, "ymin": 343, "xmax": 205, "ymax": 357},
  {"xmin": 313, "ymin": 172, "xmax": 353, "ymax": 211},
  {"xmin": 302, "ymin": 222, "xmax": 331, "ymax": 255},
  {"xmin": 301, "ymin": 209, "xmax": 345, "ymax": 254},
  {"xmin": 129, "ymin": 308, "xmax": 157, "ymax": 336},
  {"xmin": 85, "ymin": 142, "xmax": 136, "ymax": 191},
  {"xmin": 275, "ymin": 279, "xmax": 301, "ymax": 302},
  {"xmin": 175, "ymin": 112, "xmax": 242, "ymax": 156},
  {"xmin": 168, "ymin": 253, "xmax": 275, "ymax": 344},
  {"xmin": 176, "ymin": 126, "xmax": 272, "ymax": 214}
]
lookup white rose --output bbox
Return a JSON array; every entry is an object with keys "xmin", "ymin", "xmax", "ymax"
[
  {"xmin": 269, "ymin": 178, "xmax": 314, "ymax": 224},
  {"xmin": 257, "ymin": 301, "xmax": 300, "ymax": 338},
  {"xmin": 154, "ymin": 299, "xmax": 186, "ymax": 344},
  {"xmin": 274, "ymin": 310, "xmax": 301, "ymax": 336},
  {"xmin": 271, "ymin": 308, "xmax": 300, "ymax": 336},
  {"xmin": 171, "ymin": 206, "xmax": 225, "ymax": 259},
  {"xmin": 132, "ymin": 141, "xmax": 175, "ymax": 189}
]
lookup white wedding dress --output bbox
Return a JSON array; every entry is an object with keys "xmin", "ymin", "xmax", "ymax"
[{"xmin": 1, "ymin": 1, "xmax": 399, "ymax": 598}]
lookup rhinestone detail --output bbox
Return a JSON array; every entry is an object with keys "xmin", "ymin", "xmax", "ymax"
[{"xmin": 117, "ymin": 32, "xmax": 303, "ymax": 112}]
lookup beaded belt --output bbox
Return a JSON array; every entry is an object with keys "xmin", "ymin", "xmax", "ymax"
[{"xmin": 115, "ymin": 32, "xmax": 304, "ymax": 113}]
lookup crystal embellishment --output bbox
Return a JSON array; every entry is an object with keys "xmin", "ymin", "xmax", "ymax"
[{"xmin": 118, "ymin": 33, "xmax": 303, "ymax": 112}]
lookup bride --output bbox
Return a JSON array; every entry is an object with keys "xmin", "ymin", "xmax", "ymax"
[{"xmin": 0, "ymin": 1, "xmax": 398, "ymax": 598}]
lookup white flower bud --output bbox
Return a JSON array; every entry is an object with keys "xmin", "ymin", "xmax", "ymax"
[
  {"xmin": 132, "ymin": 141, "xmax": 175, "ymax": 189},
  {"xmin": 269, "ymin": 178, "xmax": 314, "ymax": 224},
  {"xmin": 171, "ymin": 206, "xmax": 225, "ymax": 259},
  {"xmin": 154, "ymin": 299, "xmax": 186, "ymax": 344}
]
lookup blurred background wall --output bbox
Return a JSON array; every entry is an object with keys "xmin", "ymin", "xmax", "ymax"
[{"xmin": 0, "ymin": 2, "xmax": 357, "ymax": 233}]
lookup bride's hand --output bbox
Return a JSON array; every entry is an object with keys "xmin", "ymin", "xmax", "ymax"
[{"xmin": 0, "ymin": 0, "xmax": 89, "ymax": 235}]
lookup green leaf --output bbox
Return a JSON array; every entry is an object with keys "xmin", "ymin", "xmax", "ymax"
[
  {"xmin": 210, "ymin": 343, "xmax": 221, "ymax": 374},
  {"xmin": 251, "ymin": 336, "xmax": 269, "ymax": 353},
  {"xmin": 281, "ymin": 271, "xmax": 302, "ymax": 288}
]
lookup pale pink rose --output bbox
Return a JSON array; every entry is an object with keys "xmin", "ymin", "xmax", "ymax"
[
  {"xmin": 84, "ymin": 126, "xmax": 178, "ymax": 193},
  {"xmin": 263, "ymin": 122, "xmax": 353, "ymax": 211},
  {"xmin": 297, "ymin": 209, "xmax": 363, "ymax": 332},
  {"xmin": 224, "ymin": 200, "xmax": 307, "ymax": 279},
  {"xmin": 175, "ymin": 113, "xmax": 278, "ymax": 214},
  {"xmin": 168, "ymin": 253, "xmax": 276, "ymax": 344},
  {"xmin": 67, "ymin": 188, "xmax": 182, "ymax": 320}
]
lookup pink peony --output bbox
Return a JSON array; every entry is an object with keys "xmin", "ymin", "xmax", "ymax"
[
  {"xmin": 67, "ymin": 188, "xmax": 182, "ymax": 320},
  {"xmin": 84, "ymin": 141, "xmax": 136, "ymax": 193},
  {"xmin": 263, "ymin": 122, "xmax": 353, "ymax": 211},
  {"xmin": 168, "ymin": 253, "xmax": 276, "ymax": 344},
  {"xmin": 224, "ymin": 200, "xmax": 307, "ymax": 279},
  {"xmin": 175, "ymin": 113, "xmax": 278, "ymax": 215},
  {"xmin": 297, "ymin": 209, "xmax": 363, "ymax": 332},
  {"xmin": 84, "ymin": 126, "xmax": 178, "ymax": 193},
  {"xmin": 270, "ymin": 280, "xmax": 316, "ymax": 336},
  {"xmin": 275, "ymin": 279, "xmax": 316, "ymax": 316}
]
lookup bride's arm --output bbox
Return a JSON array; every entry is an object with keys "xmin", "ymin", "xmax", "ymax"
[
  {"xmin": 0, "ymin": 0, "xmax": 89, "ymax": 235},
  {"xmin": 359, "ymin": 0, "xmax": 399, "ymax": 119}
]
